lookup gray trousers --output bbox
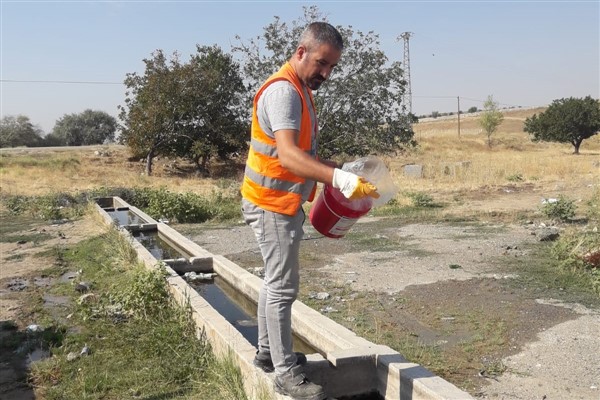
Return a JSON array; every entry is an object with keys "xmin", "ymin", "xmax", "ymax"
[{"xmin": 242, "ymin": 199, "xmax": 304, "ymax": 375}]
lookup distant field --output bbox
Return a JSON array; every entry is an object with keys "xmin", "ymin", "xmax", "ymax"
[{"xmin": 1, "ymin": 108, "xmax": 598, "ymax": 219}]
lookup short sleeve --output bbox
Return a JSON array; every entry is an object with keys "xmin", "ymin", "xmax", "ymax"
[{"xmin": 257, "ymin": 81, "xmax": 302, "ymax": 138}]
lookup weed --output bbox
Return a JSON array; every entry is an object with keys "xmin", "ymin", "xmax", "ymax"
[
  {"xmin": 406, "ymin": 191, "xmax": 438, "ymax": 208},
  {"xmin": 550, "ymin": 228, "xmax": 600, "ymax": 296},
  {"xmin": 540, "ymin": 195, "xmax": 576, "ymax": 221},
  {"xmin": 111, "ymin": 263, "xmax": 171, "ymax": 320},
  {"xmin": 29, "ymin": 229, "xmax": 246, "ymax": 399},
  {"xmin": 506, "ymin": 173, "xmax": 524, "ymax": 182},
  {"xmin": 586, "ymin": 188, "xmax": 600, "ymax": 222},
  {"xmin": 1, "ymin": 232, "xmax": 53, "ymax": 244},
  {"xmin": 1, "ymin": 186, "xmax": 241, "ymax": 224}
]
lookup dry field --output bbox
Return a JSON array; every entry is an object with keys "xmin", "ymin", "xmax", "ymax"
[
  {"xmin": 1, "ymin": 108, "xmax": 599, "ymax": 400},
  {"xmin": 2, "ymin": 107, "xmax": 597, "ymax": 219}
]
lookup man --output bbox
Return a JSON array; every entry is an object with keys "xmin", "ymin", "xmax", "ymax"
[{"xmin": 241, "ymin": 22, "xmax": 379, "ymax": 400}]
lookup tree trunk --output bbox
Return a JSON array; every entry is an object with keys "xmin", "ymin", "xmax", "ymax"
[
  {"xmin": 193, "ymin": 154, "xmax": 210, "ymax": 176},
  {"xmin": 573, "ymin": 138, "xmax": 582, "ymax": 154},
  {"xmin": 146, "ymin": 150, "xmax": 154, "ymax": 176}
]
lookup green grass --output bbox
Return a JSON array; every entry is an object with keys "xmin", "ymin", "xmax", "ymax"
[
  {"xmin": 502, "ymin": 242, "xmax": 600, "ymax": 305},
  {"xmin": 1, "ymin": 186, "xmax": 241, "ymax": 224},
  {"xmin": 1, "ymin": 232, "xmax": 53, "ymax": 244},
  {"xmin": 28, "ymin": 227, "xmax": 248, "ymax": 400}
]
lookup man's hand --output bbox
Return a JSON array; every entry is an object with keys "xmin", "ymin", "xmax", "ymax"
[{"xmin": 332, "ymin": 169, "xmax": 380, "ymax": 200}]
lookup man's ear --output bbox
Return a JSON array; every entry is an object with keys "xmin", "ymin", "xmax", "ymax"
[{"xmin": 296, "ymin": 45, "xmax": 307, "ymax": 61}]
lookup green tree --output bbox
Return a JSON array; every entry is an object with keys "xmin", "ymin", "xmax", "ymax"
[
  {"xmin": 119, "ymin": 46, "xmax": 247, "ymax": 176},
  {"xmin": 232, "ymin": 5, "xmax": 415, "ymax": 158},
  {"xmin": 49, "ymin": 109, "xmax": 116, "ymax": 146},
  {"xmin": 171, "ymin": 45, "xmax": 247, "ymax": 174},
  {"xmin": 0, "ymin": 115, "xmax": 44, "ymax": 148},
  {"xmin": 467, "ymin": 106, "xmax": 478, "ymax": 113},
  {"xmin": 524, "ymin": 96, "xmax": 600, "ymax": 154},
  {"xmin": 479, "ymin": 95, "xmax": 504, "ymax": 148}
]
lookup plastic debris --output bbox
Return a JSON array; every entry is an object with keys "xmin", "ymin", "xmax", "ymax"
[
  {"xmin": 183, "ymin": 272, "xmax": 217, "ymax": 282},
  {"xmin": 80, "ymin": 344, "xmax": 91, "ymax": 356},
  {"xmin": 26, "ymin": 324, "xmax": 42, "ymax": 332}
]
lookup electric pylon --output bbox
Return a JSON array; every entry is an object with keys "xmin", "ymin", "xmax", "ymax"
[{"xmin": 398, "ymin": 32, "xmax": 413, "ymax": 115}]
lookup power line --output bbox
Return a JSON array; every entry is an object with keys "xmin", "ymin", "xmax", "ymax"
[{"xmin": 1, "ymin": 79, "xmax": 123, "ymax": 85}]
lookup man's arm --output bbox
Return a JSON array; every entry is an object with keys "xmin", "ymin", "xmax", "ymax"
[{"xmin": 274, "ymin": 129, "xmax": 334, "ymax": 185}]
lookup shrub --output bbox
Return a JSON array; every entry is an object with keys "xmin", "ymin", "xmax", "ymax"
[
  {"xmin": 1, "ymin": 187, "xmax": 241, "ymax": 224},
  {"xmin": 540, "ymin": 195, "xmax": 576, "ymax": 221},
  {"xmin": 111, "ymin": 264, "xmax": 171, "ymax": 319},
  {"xmin": 506, "ymin": 173, "xmax": 524, "ymax": 182},
  {"xmin": 2, "ymin": 192, "xmax": 86, "ymax": 220},
  {"xmin": 551, "ymin": 228, "xmax": 600, "ymax": 296},
  {"xmin": 406, "ymin": 192, "xmax": 436, "ymax": 208},
  {"xmin": 586, "ymin": 188, "xmax": 600, "ymax": 222}
]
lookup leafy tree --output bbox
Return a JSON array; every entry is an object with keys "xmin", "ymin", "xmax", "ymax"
[
  {"xmin": 171, "ymin": 45, "xmax": 247, "ymax": 173},
  {"xmin": 119, "ymin": 46, "xmax": 247, "ymax": 176},
  {"xmin": 232, "ymin": 5, "xmax": 415, "ymax": 159},
  {"xmin": 467, "ymin": 106, "xmax": 478, "ymax": 113},
  {"xmin": 49, "ymin": 109, "xmax": 116, "ymax": 146},
  {"xmin": 479, "ymin": 95, "xmax": 504, "ymax": 148},
  {"xmin": 524, "ymin": 96, "xmax": 600, "ymax": 154},
  {"xmin": 0, "ymin": 115, "xmax": 44, "ymax": 148}
]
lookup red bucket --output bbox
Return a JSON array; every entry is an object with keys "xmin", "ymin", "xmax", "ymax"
[{"xmin": 309, "ymin": 185, "xmax": 372, "ymax": 238}]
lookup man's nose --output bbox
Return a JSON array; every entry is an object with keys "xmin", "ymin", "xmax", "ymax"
[{"xmin": 321, "ymin": 67, "xmax": 333, "ymax": 80}]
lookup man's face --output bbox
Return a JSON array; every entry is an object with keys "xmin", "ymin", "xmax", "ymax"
[{"xmin": 297, "ymin": 43, "xmax": 342, "ymax": 90}]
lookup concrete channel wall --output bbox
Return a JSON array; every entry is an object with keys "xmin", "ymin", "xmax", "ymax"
[{"xmin": 95, "ymin": 197, "xmax": 474, "ymax": 400}]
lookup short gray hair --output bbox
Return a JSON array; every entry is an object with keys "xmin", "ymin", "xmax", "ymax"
[{"xmin": 299, "ymin": 22, "xmax": 344, "ymax": 52}]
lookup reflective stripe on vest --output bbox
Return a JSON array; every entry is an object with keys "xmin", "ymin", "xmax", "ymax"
[{"xmin": 250, "ymin": 137, "xmax": 313, "ymax": 159}]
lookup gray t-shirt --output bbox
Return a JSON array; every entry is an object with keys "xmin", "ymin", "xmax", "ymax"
[{"xmin": 257, "ymin": 80, "xmax": 317, "ymax": 201}]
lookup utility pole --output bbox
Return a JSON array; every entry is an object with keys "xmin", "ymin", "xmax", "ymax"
[
  {"xmin": 457, "ymin": 96, "xmax": 461, "ymax": 139},
  {"xmin": 398, "ymin": 32, "xmax": 413, "ymax": 115}
]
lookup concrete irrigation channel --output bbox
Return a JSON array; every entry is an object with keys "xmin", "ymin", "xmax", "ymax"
[{"xmin": 95, "ymin": 196, "xmax": 474, "ymax": 400}]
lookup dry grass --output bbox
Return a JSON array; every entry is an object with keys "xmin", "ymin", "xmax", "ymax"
[
  {"xmin": 1, "ymin": 108, "xmax": 598, "ymax": 218},
  {"xmin": 0, "ymin": 146, "xmax": 237, "ymax": 197},
  {"xmin": 388, "ymin": 109, "xmax": 600, "ymax": 203}
]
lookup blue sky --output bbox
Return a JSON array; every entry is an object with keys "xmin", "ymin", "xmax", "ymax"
[{"xmin": 1, "ymin": 1, "xmax": 599, "ymax": 134}]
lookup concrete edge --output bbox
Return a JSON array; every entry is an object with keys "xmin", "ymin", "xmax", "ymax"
[
  {"xmin": 157, "ymin": 222, "xmax": 213, "ymax": 271},
  {"xmin": 97, "ymin": 200, "xmax": 476, "ymax": 400}
]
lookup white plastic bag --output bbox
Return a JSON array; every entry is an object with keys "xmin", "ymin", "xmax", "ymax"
[{"xmin": 342, "ymin": 156, "xmax": 398, "ymax": 208}]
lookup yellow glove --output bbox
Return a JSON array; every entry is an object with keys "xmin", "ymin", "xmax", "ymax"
[
  {"xmin": 332, "ymin": 169, "xmax": 380, "ymax": 200},
  {"xmin": 349, "ymin": 177, "xmax": 380, "ymax": 200}
]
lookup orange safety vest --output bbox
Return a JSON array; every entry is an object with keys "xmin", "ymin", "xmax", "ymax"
[{"xmin": 241, "ymin": 62, "xmax": 318, "ymax": 216}]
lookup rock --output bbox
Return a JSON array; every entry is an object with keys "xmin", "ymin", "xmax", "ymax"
[
  {"xmin": 67, "ymin": 352, "xmax": 79, "ymax": 361},
  {"xmin": 77, "ymin": 293, "xmax": 97, "ymax": 305},
  {"xmin": 7, "ymin": 278, "xmax": 29, "ymax": 291},
  {"xmin": 75, "ymin": 281, "xmax": 91, "ymax": 293},
  {"xmin": 535, "ymin": 227, "xmax": 560, "ymax": 242},
  {"xmin": 403, "ymin": 164, "xmax": 424, "ymax": 178},
  {"xmin": 309, "ymin": 292, "xmax": 330, "ymax": 300},
  {"xmin": 320, "ymin": 306, "xmax": 338, "ymax": 313}
]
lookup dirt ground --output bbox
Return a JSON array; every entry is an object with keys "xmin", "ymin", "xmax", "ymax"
[
  {"xmin": 178, "ymin": 186, "xmax": 600, "ymax": 400},
  {"xmin": 1, "ymin": 186, "xmax": 599, "ymax": 400},
  {"xmin": 0, "ymin": 217, "xmax": 105, "ymax": 400}
]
